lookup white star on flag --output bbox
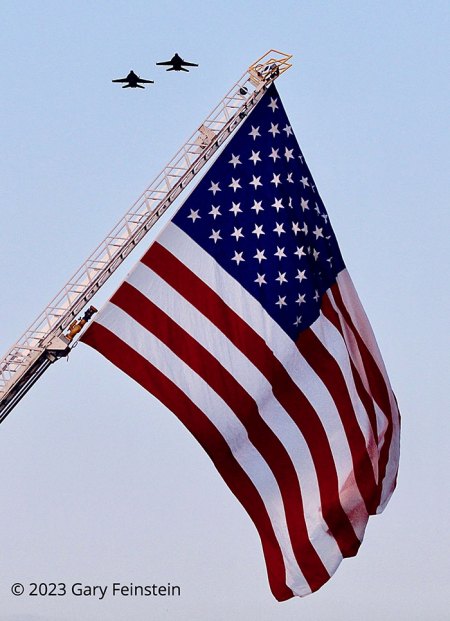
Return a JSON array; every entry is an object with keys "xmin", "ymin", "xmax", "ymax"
[
  {"xmin": 231, "ymin": 227, "xmax": 244, "ymax": 241},
  {"xmin": 274, "ymin": 246, "xmax": 287, "ymax": 260},
  {"xmin": 270, "ymin": 174, "xmax": 282, "ymax": 188},
  {"xmin": 276, "ymin": 272, "xmax": 288, "ymax": 285},
  {"xmin": 187, "ymin": 209, "xmax": 200, "ymax": 222},
  {"xmin": 249, "ymin": 175, "xmax": 263, "ymax": 190},
  {"xmin": 271, "ymin": 198, "xmax": 284, "ymax": 212},
  {"xmin": 269, "ymin": 147, "xmax": 280, "ymax": 162},
  {"xmin": 254, "ymin": 272, "xmax": 267, "ymax": 286},
  {"xmin": 249, "ymin": 150, "xmax": 262, "ymax": 165},
  {"xmin": 249, "ymin": 126, "xmax": 261, "ymax": 140},
  {"xmin": 268, "ymin": 97, "xmax": 278, "ymax": 112},
  {"xmin": 253, "ymin": 248, "xmax": 267, "ymax": 263},
  {"xmin": 252, "ymin": 224, "xmax": 265, "ymax": 238},
  {"xmin": 251, "ymin": 200, "xmax": 263, "ymax": 214},
  {"xmin": 209, "ymin": 205, "xmax": 221, "ymax": 219},
  {"xmin": 208, "ymin": 181, "xmax": 221, "ymax": 195},
  {"xmin": 229, "ymin": 178, "xmax": 241, "ymax": 192},
  {"xmin": 313, "ymin": 225, "xmax": 324, "ymax": 240},
  {"xmin": 294, "ymin": 246, "xmax": 306, "ymax": 259},
  {"xmin": 209, "ymin": 229, "xmax": 222, "ymax": 243},
  {"xmin": 300, "ymin": 176, "xmax": 309, "ymax": 188},
  {"xmin": 231, "ymin": 250, "xmax": 245, "ymax": 265},
  {"xmin": 229, "ymin": 154, "xmax": 241, "ymax": 168},
  {"xmin": 276, "ymin": 295, "xmax": 287, "ymax": 308},
  {"xmin": 295, "ymin": 268, "xmax": 307, "ymax": 282},
  {"xmin": 269, "ymin": 123, "xmax": 280, "ymax": 138},
  {"xmin": 273, "ymin": 222, "xmax": 286, "ymax": 236},
  {"xmin": 229, "ymin": 202, "xmax": 242, "ymax": 216},
  {"xmin": 284, "ymin": 147, "xmax": 294, "ymax": 161}
]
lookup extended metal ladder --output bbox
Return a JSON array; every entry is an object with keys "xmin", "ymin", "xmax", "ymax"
[{"xmin": 0, "ymin": 50, "xmax": 292, "ymax": 423}]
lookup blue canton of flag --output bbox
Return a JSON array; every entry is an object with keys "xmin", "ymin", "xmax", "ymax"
[{"xmin": 173, "ymin": 83, "xmax": 345, "ymax": 339}]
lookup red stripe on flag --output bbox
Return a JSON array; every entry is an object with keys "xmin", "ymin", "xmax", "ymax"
[
  {"xmin": 142, "ymin": 242, "xmax": 361, "ymax": 557},
  {"xmin": 327, "ymin": 283, "xmax": 395, "ymax": 507},
  {"xmin": 111, "ymin": 282, "xmax": 330, "ymax": 590},
  {"xmin": 83, "ymin": 322, "xmax": 295, "ymax": 601},
  {"xmin": 320, "ymin": 295, "xmax": 379, "ymax": 446},
  {"xmin": 296, "ymin": 327, "xmax": 379, "ymax": 514}
]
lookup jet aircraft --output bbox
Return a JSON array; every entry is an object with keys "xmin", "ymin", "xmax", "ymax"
[
  {"xmin": 112, "ymin": 70, "xmax": 154, "ymax": 88},
  {"xmin": 156, "ymin": 53, "xmax": 198, "ymax": 72}
]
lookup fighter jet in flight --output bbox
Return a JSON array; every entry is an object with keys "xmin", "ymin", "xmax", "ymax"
[
  {"xmin": 112, "ymin": 70, "xmax": 154, "ymax": 88},
  {"xmin": 156, "ymin": 53, "xmax": 198, "ymax": 72}
]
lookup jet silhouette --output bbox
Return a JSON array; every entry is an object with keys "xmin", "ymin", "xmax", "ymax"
[
  {"xmin": 156, "ymin": 53, "xmax": 198, "ymax": 72},
  {"xmin": 112, "ymin": 70, "xmax": 154, "ymax": 88}
]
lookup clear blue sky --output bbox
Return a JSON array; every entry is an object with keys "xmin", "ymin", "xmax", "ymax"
[{"xmin": 0, "ymin": 2, "xmax": 449, "ymax": 619}]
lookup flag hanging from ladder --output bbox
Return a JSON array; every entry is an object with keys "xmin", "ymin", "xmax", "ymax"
[{"xmin": 81, "ymin": 83, "xmax": 400, "ymax": 600}]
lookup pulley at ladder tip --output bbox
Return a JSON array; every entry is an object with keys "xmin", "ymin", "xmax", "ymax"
[
  {"xmin": 65, "ymin": 306, "xmax": 98, "ymax": 342},
  {"xmin": 257, "ymin": 63, "xmax": 280, "ymax": 80}
]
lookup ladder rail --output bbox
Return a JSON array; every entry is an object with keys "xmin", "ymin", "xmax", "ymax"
[{"xmin": 0, "ymin": 49, "xmax": 292, "ymax": 418}]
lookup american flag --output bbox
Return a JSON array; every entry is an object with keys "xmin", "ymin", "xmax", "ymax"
[{"xmin": 82, "ymin": 84, "xmax": 400, "ymax": 600}]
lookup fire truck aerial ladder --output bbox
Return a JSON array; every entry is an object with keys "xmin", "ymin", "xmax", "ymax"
[{"xmin": 0, "ymin": 50, "xmax": 292, "ymax": 424}]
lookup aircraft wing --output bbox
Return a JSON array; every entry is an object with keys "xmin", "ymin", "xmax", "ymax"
[
  {"xmin": 180, "ymin": 61, "xmax": 198, "ymax": 67},
  {"xmin": 112, "ymin": 77, "xmax": 128, "ymax": 83},
  {"xmin": 156, "ymin": 60, "xmax": 173, "ymax": 66},
  {"xmin": 137, "ymin": 78, "xmax": 154, "ymax": 83}
]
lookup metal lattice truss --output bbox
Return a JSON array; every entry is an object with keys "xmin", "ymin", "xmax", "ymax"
[{"xmin": 0, "ymin": 50, "xmax": 292, "ymax": 421}]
